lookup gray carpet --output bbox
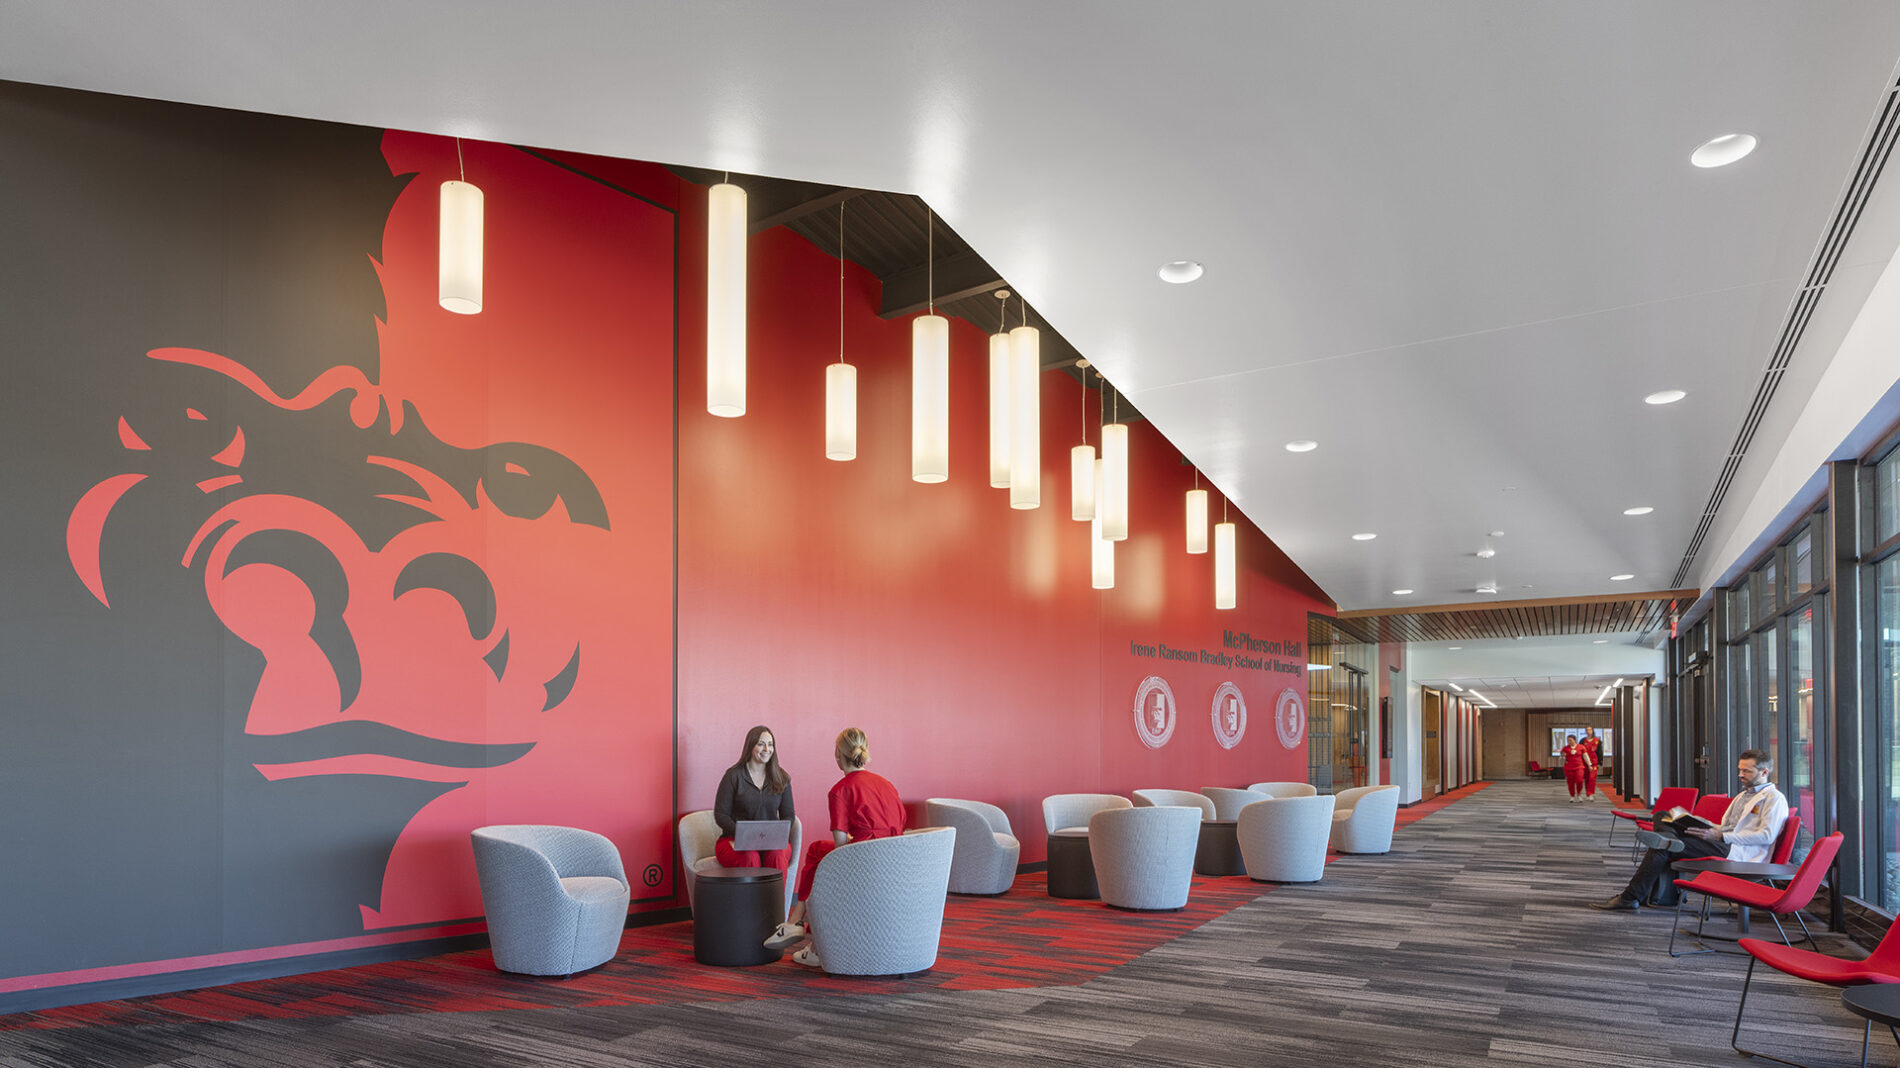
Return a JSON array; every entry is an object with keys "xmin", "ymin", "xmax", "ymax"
[{"xmin": 2, "ymin": 779, "xmax": 1885, "ymax": 1067}]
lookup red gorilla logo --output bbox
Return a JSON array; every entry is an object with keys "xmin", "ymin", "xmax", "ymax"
[{"xmin": 60, "ymin": 132, "xmax": 675, "ymax": 935}]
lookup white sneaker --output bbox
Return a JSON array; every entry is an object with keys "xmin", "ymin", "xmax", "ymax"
[
  {"xmin": 763, "ymin": 922, "xmax": 806, "ymax": 950},
  {"xmin": 792, "ymin": 945, "xmax": 823, "ymax": 968}
]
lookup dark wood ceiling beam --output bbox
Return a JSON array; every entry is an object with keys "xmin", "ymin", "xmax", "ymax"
[
  {"xmin": 880, "ymin": 251, "xmax": 1004, "ymax": 318},
  {"xmin": 751, "ymin": 187, "xmax": 865, "ymax": 234}
]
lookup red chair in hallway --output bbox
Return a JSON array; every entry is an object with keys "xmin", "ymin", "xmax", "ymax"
[
  {"xmin": 1771, "ymin": 812, "xmax": 1804, "ymax": 865},
  {"xmin": 1670, "ymin": 831, "xmax": 1839, "ymax": 959},
  {"xmin": 1731, "ymin": 903, "xmax": 1900, "ymax": 1068},
  {"xmin": 1607, "ymin": 786, "xmax": 1697, "ymax": 845}
]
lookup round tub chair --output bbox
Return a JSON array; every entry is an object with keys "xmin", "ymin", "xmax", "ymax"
[
  {"xmin": 1201, "ymin": 787, "xmax": 1270, "ymax": 821},
  {"xmin": 806, "ymin": 826, "xmax": 956, "ymax": 976},
  {"xmin": 1331, "ymin": 784, "xmax": 1401, "ymax": 854},
  {"xmin": 925, "ymin": 798, "xmax": 1021, "ymax": 895},
  {"xmin": 1131, "ymin": 788, "xmax": 1217, "ymax": 821},
  {"xmin": 1246, "ymin": 781, "xmax": 1319, "ymax": 799},
  {"xmin": 1235, "ymin": 794, "xmax": 1337, "ymax": 883},
  {"xmin": 1042, "ymin": 793, "xmax": 1133, "ymax": 899},
  {"xmin": 1087, "ymin": 804, "xmax": 1202, "ymax": 910},
  {"xmin": 677, "ymin": 809, "xmax": 804, "ymax": 915},
  {"xmin": 471, "ymin": 825, "xmax": 631, "ymax": 976}
]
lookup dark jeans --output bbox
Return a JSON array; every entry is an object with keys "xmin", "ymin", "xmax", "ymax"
[{"xmin": 1623, "ymin": 817, "xmax": 1725, "ymax": 905}]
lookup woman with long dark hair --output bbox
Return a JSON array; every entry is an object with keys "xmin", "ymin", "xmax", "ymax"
[{"xmin": 712, "ymin": 725, "xmax": 795, "ymax": 872}]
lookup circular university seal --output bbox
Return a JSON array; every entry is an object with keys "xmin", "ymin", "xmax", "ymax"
[
  {"xmin": 1210, "ymin": 682, "xmax": 1247, "ymax": 749},
  {"xmin": 1274, "ymin": 688, "xmax": 1307, "ymax": 750},
  {"xmin": 1133, "ymin": 676, "xmax": 1177, "ymax": 749}
]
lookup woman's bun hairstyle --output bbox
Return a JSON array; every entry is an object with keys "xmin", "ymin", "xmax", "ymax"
[{"xmin": 835, "ymin": 727, "xmax": 869, "ymax": 770}]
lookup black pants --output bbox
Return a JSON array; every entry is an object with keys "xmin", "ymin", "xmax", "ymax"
[{"xmin": 1622, "ymin": 817, "xmax": 1725, "ymax": 905}]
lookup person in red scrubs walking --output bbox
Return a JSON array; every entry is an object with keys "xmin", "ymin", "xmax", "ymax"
[
  {"xmin": 1561, "ymin": 734, "xmax": 1588, "ymax": 802},
  {"xmin": 1581, "ymin": 727, "xmax": 1603, "ymax": 801},
  {"xmin": 763, "ymin": 726, "xmax": 906, "ymax": 967}
]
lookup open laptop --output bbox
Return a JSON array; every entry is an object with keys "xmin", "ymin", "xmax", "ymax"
[{"xmin": 733, "ymin": 819, "xmax": 792, "ymax": 851}]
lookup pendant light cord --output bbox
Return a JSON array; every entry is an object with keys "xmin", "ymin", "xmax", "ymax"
[
  {"xmin": 838, "ymin": 202, "xmax": 846, "ymax": 363},
  {"xmin": 455, "ymin": 137, "xmax": 465, "ymax": 182},
  {"xmin": 926, "ymin": 206, "xmax": 935, "ymax": 313}
]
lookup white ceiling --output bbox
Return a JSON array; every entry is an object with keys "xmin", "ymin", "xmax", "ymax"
[{"xmin": 7, "ymin": 2, "xmax": 1900, "ymax": 615}]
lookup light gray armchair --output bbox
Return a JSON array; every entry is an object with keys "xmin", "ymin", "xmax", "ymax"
[
  {"xmin": 926, "ymin": 798, "xmax": 1021, "ymax": 895},
  {"xmin": 1042, "ymin": 792, "xmax": 1131, "ymax": 834},
  {"xmin": 1331, "ymin": 784, "xmax": 1401, "ymax": 854},
  {"xmin": 470, "ymin": 825, "xmax": 630, "ymax": 976},
  {"xmin": 1132, "ymin": 789, "xmax": 1217, "ymax": 820},
  {"xmin": 1236, "ymin": 794, "xmax": 1336, "ymax": 883},
  {"xmin": 1087, "ymin": 805, "xmax": 1202, "ymax": 910},
  {"xmin": 1246, "ymin": 781, "xmax": 1319, "ymax": 799},
  {"xmin": 677, "ymin": 809, "xmax": 803, "ymax": 914},
  {"xmin": 1201, "ymin": 787, "xmax": 1269, "ymax": 820},
  {"xmin": 807, "ymin": 826, "xmax": 956, "ymax": 976}
]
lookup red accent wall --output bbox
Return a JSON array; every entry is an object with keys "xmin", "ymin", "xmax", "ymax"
[{"xmin": 650, "ymin": 176, "xmax": 1332, "ymax": 863}]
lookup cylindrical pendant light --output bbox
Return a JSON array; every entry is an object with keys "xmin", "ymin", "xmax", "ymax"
[
  {"xmin": 438, "ymin": 144, "xmax": 483, "ymax": 315},
  {"xmin": 1186, "ymin": 485, "xmax": 1208, "ymax": 554},
  {"xmin": 826, "ymin": 203, "xmax": 856, "ymax": 461},
  {"xmin": 912, "ymin": 313, "xmax": 949, "ymax": 482},
  {"xmin": 988, "ymin": 328, "xmax": 1011, "ymax": 488},
  {"xmin": 1008, "ymin": 320, "xmax": 1040, "ymax": 509},
  {"xmin": 1215, "ymin": 517, "xmax": 1237, "ymax": 610},
  {"xmin": 912, "ymin": 207, "xmax": 949, "ymax": 483},
  {"xmin": 707, "ymin": 181, "xmax": 747, "ymax": 418},
  {"xmin": 1071, "ymin": 444, "xmax": 1096, "ymax": 520},
  {"xmin": 826, "ymin": 363, "xmax": 856, "ymax": 461},
  {"xmin": 1091, "ymin": 460, "xmax": 1115, "ymax": 589},
  {"xmin": 1101, "ymin": 418, "xmax": 1129, "ymax": 541}
]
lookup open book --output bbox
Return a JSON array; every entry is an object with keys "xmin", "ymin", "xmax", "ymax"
[{"xmin": 1658, "ymin": 806, "xmax": 1717, "ymax": 830}]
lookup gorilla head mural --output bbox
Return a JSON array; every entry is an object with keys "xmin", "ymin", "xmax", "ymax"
[{"xmin": 1, "ymin": 83, "xmax": 675, "ymax": 982}]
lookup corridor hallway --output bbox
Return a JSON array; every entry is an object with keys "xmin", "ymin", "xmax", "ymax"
[{"xmin": 0, "ymin": 780, "xmax": 1875, "ymax": 1067}]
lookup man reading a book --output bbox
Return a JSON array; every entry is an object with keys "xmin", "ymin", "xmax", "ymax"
[{"xmin": 1590, "ymin": 750, "xmax": 1787, "ymax": 912}]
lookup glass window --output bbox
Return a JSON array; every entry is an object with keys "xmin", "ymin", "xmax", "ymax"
[
  {"xmin": 1760, "ymin": 559, "xmax": 1779, "ymax": 618},
  {"xmin": 1789, "ymin": 607, "xmax": 1815, "ymax": 855},
  {"xmin": 1792, "ymin": 530, "xmax": 1813, "ymax": 598},
  {"xmin": 1876, "ymin": 554, "xmax": 1900, "ymax": 912},
  {"xmin": 1878, "ymin": 448, "xmax": 1900, "ymax": 544},
  {"xmin": 1729, "ymin": 639, "xmax": 1755, "ymax": 751},
  {"xmin": 1732, "ymin": 583, "xmax": 1752, "ymax": 635},
  {"xmin": 1761, "ymin": 625, "xmax": 1780, "ymax": 770}
]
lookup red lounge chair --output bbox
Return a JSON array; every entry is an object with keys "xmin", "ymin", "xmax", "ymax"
[
  {"xmin": 1771, "ymin": 812, "xmax": 1804, "ymax": 865},
  {"xmin": 1670, "ymin": 831, "xmax": 1840, "ymax": 958},
  {"xmin": 1607, "ymin": 786, "xmax": 1697, "ymax": 845},
  {"xmin": 1731, "ymin": 894, "xmax": 1900, "ymax": 1068}
]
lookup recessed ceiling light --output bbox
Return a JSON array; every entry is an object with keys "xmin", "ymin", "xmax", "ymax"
[
  {"xmin": 1285, "ymin": 439, "xmax": 1318, "ymax": 453},
  {"xmin": 1392, "ymin": 589, "xmax": 1414, "ymax": 596},
  {"xmin": 1475, "ymin": 548, "xmax": 1496, "ymax": 559},
  {"xmin": 1623, "ymin": 506, "xmax": 1654, "ymax": 516},
  {"xmin": 1645, "ymin": 389, "xmax": 1687, "ymax": 405},
  {"xmin": 1448, "ymin": 646, "xmax": 1461, "ymax": 650},
  {"xmin": 1476, "ymin": 583, "xmax": 1498, "ymax": 594},
  {"xmin": 1489, "ymin": 531, "xmax": 1505, "ymax": 537},
  {"xmin": 1352, "ymin": 532, "xmax": 1377, "ymax": 541},
  {"xmin": 1158, "ymin": 260, "xmax": 1204, "ymax": 284},
  {"xmin": 1691, "ymin": 133, "xmax": 1758, "ymax": 168},
  {"xmin": 1446, "ymin": 682, "xmax": 1465, "ymax": 692},
  {"xmin": 1610, "ymin": 573, "xmax": 1635, "ymax": 581},
  {"xmin": 1593, "ymin": 639, "xmax": 1608, "ymax": 644}
]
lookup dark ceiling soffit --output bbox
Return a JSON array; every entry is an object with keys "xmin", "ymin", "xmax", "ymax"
[
  {"xmin": 880, "ymin": 250, "xmax": 1000, "ymax": 318},
  {"xmin": 751, "ymin": 187, "xmax": 864, "ymax": 234}
]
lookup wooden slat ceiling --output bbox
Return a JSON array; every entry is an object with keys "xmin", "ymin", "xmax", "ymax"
[{"xmin": 1309, "ymin": 589, "xmax": 1698, "ymax": 648}]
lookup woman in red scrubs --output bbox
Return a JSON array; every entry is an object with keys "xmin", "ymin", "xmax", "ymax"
[
  {"xmin": 1561, "ymin": 733, "xmax": 1588, "ymax": 802},
  {"xmin": 763, "ymin": 726, "xmax": 905, "ymax": 967}
]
